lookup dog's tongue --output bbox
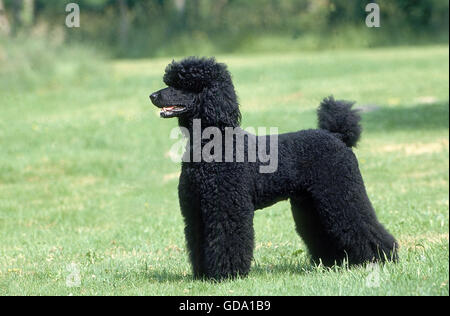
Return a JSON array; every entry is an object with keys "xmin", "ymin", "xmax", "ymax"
[{"xmin": 164, "ymin": 106, "xmax": 175, "ymax": 110}]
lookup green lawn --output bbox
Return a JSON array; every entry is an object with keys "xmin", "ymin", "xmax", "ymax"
[{"xmin": 0, "ymin": 46, "xmax": 448, "ymax": 296}]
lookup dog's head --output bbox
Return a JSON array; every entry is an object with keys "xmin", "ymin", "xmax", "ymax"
[{"xmin": 150, "ymin": 57, "xmax": 241, "ymax": 128}]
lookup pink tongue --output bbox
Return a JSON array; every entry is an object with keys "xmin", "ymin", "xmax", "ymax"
[{"xmin": 165, "ymin": 106, "xmax": 175, "ymax": 110}]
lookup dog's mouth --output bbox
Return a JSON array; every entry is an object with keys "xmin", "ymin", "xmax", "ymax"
[{"xmin": 160, "ymin": 105, "xmax": 187, "ymax": 118}]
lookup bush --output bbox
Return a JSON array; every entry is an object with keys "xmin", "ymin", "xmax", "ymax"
[
  {"xmin": 0, "ymin": 33, "xmax": 106, "ymax": 91},
  {"xmin": 1, "ymin": 0, "xmax": 448, "ymax": 58}
]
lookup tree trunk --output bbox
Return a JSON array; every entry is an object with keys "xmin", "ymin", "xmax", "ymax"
[
  {"xmin": 12, "ymin": 0, "xmax": 22, "ymax": 35},
  {"xmin": 117, "ymin": 0, "xmax": 129, "ymax": 49},
  {"xmin": 21, "ymin": 0, "xmax": 34, "ymax": 28},
  {"xmin": 10, "ymin": 0, "xmax": 34, "ymax": 35},
  {"xmin": 174, "ymin": 0, "xmax": 186, "ymax": 13},
  {"xmin": 0, "ymin": 0, "xmax": 11, "ymax": 35}
]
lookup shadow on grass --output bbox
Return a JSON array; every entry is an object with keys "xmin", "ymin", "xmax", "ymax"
[
  {"xmin": 108, "ymin": 266, "xmax": 191, "ymax": 283},
  {"xmin": 133, "ymin": 259, "xmax": 314, "ymax": 283},
  {"xmin": 362, "ymin": 102, "xmax": 449, "ymax": 132},
  {"xmin": 251, "ymin": 261, "xmax": 313, "ymax": 277},
  {"xmin": 147, "ymin": 269, "xmax": 189, "ymax": 283}
]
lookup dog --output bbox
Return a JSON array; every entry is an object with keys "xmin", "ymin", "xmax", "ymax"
[{"xmin": 150, "ymin": 57, "xmax": 398, "ymax": 280}]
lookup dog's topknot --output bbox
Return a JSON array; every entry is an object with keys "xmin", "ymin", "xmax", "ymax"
[{"xmin": 163, "ymin": 57, "xmax": 232, "ymax": 92}]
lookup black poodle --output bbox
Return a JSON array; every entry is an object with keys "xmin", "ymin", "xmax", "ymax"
[{"xmin": 150, "ymin": 57, "xmax": 398, "ymax": 280}]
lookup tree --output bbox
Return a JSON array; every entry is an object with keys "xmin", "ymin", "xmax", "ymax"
[
  {"xmin": 0, "ymin": 0, "xmax": 11, "ymax": 35},
  {"xmin": 8, "ymin": 0, "xmax": 34, "ymax": 35},
  {"xmin": 117, "ymin": 0, "xmax": 129, "ymax": 48}
]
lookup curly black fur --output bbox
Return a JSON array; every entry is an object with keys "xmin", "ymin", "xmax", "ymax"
[
  {"xmin": 150, "ymin": 57, "xmax": 398, "ymax": 281},
  {"xmin": 164, "ymin": 57, "xmax": 233, "ymax": 93},
  {"xmin": 318, "ymin": 96, "xmax": 362, "ymax": 147}
]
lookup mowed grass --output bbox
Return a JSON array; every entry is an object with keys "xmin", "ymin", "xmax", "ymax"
[{"xmin": 0, "ymin": 46, "xmax": 448, "ymax": 296}]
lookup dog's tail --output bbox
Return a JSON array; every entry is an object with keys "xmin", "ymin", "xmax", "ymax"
[{"xmin": 317, "ymin": 96, "xmax": 362, "ymax": 148}]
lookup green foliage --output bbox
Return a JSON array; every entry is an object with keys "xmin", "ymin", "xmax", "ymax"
[
  {"xmin": 1, "ymin": 0, "xmax": 448, "ymax": 57},
  {"xmin": 0, "ymin": 35, "xmax": 106, "ymax": 91}
]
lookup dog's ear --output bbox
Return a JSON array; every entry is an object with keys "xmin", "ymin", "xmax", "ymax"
[{"xmin": 199, "ymin": 82, "xmax": 241, "ymax": 128}]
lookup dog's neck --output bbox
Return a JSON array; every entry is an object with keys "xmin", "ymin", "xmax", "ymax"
[
  {"xmin": 178, "ymin": 117, "xmax": 240, "ymax": 133},
  {"xmin": 178, "ymin": 116, "xmax": 242, "ymax": 164}
]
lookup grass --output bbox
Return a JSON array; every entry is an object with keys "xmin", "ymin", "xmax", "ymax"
[{"xmin": 0, "ymin": 44, "xmax": 448, "ymax": 296}]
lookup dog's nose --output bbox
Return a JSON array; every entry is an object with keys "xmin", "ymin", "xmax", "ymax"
[{"xmin": 150, "ymin": 93, "xmax": 158, "ymax": 103}]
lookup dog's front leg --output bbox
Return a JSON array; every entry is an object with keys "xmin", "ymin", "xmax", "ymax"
[
  {"xmin": 179, "ymin": 169, "xmax": 206, "ymax": 279},
  {"xmin": 181, "ymin": 164, "xmax": 255, "ymax": 281},
  {"xmin": 201, "ymin": 199, "xmax": 255, "ymax": 281}
]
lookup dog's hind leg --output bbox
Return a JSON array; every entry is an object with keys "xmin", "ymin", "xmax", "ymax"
[
  {"xmin": 291, "ymin": 151, "xmax": 398, "ymax": 266},
  {"xmin": 290, "ymin": 193, "xmax": 340, "ymax": 266}
]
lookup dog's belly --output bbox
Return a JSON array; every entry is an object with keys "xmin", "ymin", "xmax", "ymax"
[{"xmin": 253, "ymin": 168, "xmax": 301, "ymax": 210}]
